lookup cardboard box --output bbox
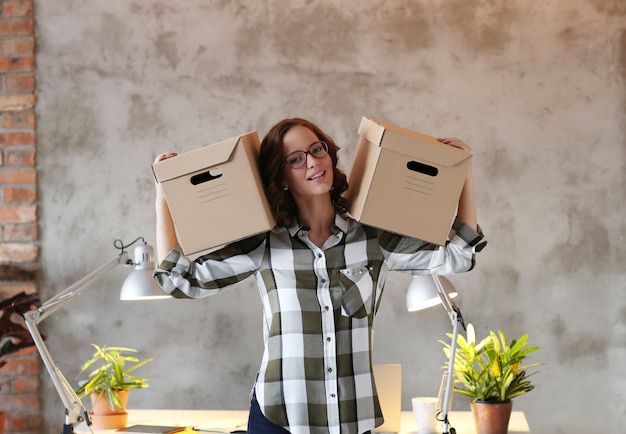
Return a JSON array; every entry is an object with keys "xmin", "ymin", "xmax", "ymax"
[
  {"xmin": 152, "ymin": 131, "xmax": 275, "ymax": 255},
  {"xmin": 346, "ymin": 117, "xmax": 472, "ymax": 245}
]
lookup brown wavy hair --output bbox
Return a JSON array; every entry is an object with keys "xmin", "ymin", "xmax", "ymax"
[{"xmin": 259, "ymin": 118, "xmax": 349, "ymax": 227}]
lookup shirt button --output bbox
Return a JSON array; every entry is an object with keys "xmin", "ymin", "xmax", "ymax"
[
  {"xmin": 317, "ymin": 253, "xmax": 322, "ymax": 258},
  {"xmin": 321, "ymin": 279, "xmax": 327, "ymax": 283},
  {"xmin": 330, "ymin": 394, "xmax": 336, "ymax": 398},
  {"xmin": 327, "ymin": 337, "xmax": 332, "ymax": 342},
  {"xmin": 325, "ymin": 306, "xmax": 330, "ymax": 311},
  {"xmin": 328, "ymin": 368, "xmax": 333, "ymax": 373}
]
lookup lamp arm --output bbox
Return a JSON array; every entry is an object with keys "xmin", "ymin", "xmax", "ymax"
[
  {"xmin": 21, "ymin": 251, "xmax": 129, "ymax": 430},
  {"xmin": 33, "ymin": 253, "xmax": 130, "ymax": 323},
  {"xmin": 23, "ymin": 316, "xmax": 88, "ymax": 426},
  {"xmin": 432, "ymin": 276, "xmax": 466, "ymax": 434},
  {"xmin": 439, "ymin": 308, "xmax": 462, "ymax": 434},
  {"xmin": 433, "ymin": 276, "xmax": 458, "ymax": 326}
]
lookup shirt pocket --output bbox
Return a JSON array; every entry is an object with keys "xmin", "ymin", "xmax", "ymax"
[{"xmin": 338, "ymin": 265, "xmax": 374, "ymax": 318}]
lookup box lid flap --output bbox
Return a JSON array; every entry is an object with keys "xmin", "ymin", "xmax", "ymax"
[
  {"xmin": 359, "ymin": 117, "xmax": 472, "ymax": 167},
  {"xmin": 152, "ymin": 135, "xmax": 240, "ymax": 182}
]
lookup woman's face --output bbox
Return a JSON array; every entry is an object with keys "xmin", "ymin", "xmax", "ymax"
[{"xmin": 282, "ymin": 125, "xmax": 334, "ymax": 200}]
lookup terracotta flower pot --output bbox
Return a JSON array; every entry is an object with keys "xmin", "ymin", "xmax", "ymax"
[
  {"xmin": 471, "ymin": 400, "xmax": 513, "ymax": 434},
  {"xmin": 89, "ymin": 390, "xmax": 130, "ymax": 429}
]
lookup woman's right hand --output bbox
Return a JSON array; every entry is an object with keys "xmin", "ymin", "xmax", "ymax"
[
  {"xmin": 154, "ymin": 152, "xmax": 177, "ymax": 197},
  {"xmin": 154, "ymin": 152, "xmax": 178, "ymax": 165},
  {"xmin": 154, "ymin": 152, "xmax": 179, "ymax": 262}
]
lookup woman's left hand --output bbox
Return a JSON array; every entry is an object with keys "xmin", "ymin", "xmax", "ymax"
[
  {"xmin": 437, "ymin": 137, "xmax": 477, "ymax": 230},
  {"xmin": 437, "ymin": 137, "xmax": 472, "ymax": 153}
]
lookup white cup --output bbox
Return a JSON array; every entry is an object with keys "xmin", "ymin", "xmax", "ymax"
[{"xmin": 411, "ymin": 397, "xmax": 439, "ymax": 434}]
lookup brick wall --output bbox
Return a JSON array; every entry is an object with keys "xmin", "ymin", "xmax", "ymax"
[{"xmin": 0, "ymin": 0, "xmax": 40, "ymax": 433}]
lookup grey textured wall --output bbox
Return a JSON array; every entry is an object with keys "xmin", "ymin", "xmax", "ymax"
[{"xmin": 35, "ymin": 1, "xmax": 625, "ymax": 433}]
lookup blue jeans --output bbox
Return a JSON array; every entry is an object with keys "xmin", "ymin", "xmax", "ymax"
[
  {"xmin": 247, "ymin": 392, "xmax": 372, "ymax": 434},
  {"xmin": 247, "ymin": 392, "xmax": 290, "ymax": 434}
]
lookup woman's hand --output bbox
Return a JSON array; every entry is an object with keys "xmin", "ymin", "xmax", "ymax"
[
  {"xmin": 154, "ymin": 152, "xmax": 178, "ymax": 165},
  {"xmin": 437, "ymin": 137, "xmax": 472, "ymax": 153},
  {"xmin": 154, "ymin": 152, "xmax": 179, "ymax": 263},
  {"xmin": 437, "ymin": 137, "xmax": 478, "ymax": 231},
  {"xmin": 154, "ymin": 153, "xmax": 177, "ymax": 197}
]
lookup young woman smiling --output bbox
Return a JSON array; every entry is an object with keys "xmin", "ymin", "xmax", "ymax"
[{"xmin": 153, "ymin": 118, "xmax": 486, "ymax": 434}]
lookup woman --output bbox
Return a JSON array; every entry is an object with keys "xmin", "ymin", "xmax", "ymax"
[{"xmin": 153, "ymin": 118, "xmax": 486, "ymax": 434}]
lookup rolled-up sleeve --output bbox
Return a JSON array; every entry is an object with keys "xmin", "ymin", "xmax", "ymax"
[
  {"xmin": 379, "ymin": 218, "xmax": 486, "ymax": 274},
  {"xmin": 153, "ymin": 233, "xmax": 267, "ymax": 298}
]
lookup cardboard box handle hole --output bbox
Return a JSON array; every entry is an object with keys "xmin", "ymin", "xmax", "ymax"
[
  {"xmin": 190, "ymin": 168, "xmax": 224, "ymax": 185},
  {"xmin": 407, "ymin": 161, "xmax": 438, "ymax": 177}
]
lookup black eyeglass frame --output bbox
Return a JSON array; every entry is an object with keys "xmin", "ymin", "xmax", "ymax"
[{"xmin": 283, "ymin": 141, "xmax": 329, "ymax": 169}]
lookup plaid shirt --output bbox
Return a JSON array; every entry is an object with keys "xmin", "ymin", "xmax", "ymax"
[{"xmin": 154, "ymin": 214, "xmax": 485, "ymax": 434}]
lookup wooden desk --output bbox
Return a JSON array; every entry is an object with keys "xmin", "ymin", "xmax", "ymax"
[
  {"xmin": 399, "ymin": 410, "xmax": 530, "ymax": 433},
  {"xmin": 74, "ymin": 409, "xmax": 530, "ymax": 433}
]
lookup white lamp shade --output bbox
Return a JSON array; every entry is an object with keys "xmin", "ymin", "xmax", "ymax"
[
  {"xmin": 406, "ymin": 275, "xmax": 457, "ymax": 312},
  {"xmin": 120, "ymin": 244, "xmax": 171, "ymax": 300}
]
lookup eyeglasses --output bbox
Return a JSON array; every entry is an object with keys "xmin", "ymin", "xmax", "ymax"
[{"xmin": 283, "ymin": 141, "xmax": 329, "ymax": 169}]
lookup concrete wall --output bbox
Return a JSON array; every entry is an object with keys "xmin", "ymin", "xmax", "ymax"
[{"xmin": 34, "ymin": 1, "xmax": 625, "ymax": 433}]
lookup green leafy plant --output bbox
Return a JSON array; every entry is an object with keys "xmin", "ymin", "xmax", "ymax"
[
  {"xmin": 440, "ymin": 323, "xmax": 540, "ymax": 403},
  {"xmin": 75, "ymin": 344, "xmax": 152, "ymax": 410}
]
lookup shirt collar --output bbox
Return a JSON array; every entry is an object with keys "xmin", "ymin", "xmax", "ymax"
[
  {"xmin": 285, "ymin": 213, "xmax": 352, "ymax": 238},
  {"xmin": 333, "ymin": 213, "xmax": 351, "ymax": 234}
]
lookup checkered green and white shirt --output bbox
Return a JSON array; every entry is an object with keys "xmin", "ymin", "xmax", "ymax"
[{"xmin": 154, "ymin": 214, "xmax": 485, "ymax": 434}]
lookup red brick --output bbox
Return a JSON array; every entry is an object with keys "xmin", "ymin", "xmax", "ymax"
[
  {"xmin": 0, "ymin": 132, "xmax": 35, "ymax": 146},
  {"xmin": 5, "ymin": 75, "xmax": 35, "ymax": 92},
  {"xmin": 0, "ymin": 356, "xmax": 38, "ymax": 377},
  {"xmin": 3, "ymin": 187, "xmax": 36, "ymax": 202},
  {"xmin": 0, "ymin": 242, "xmax": 38, "ymax": 262},
  {"xmin": 6, "ymin": 150, "xmax": 35, "ymax": 166},
  {"xmin": 0, "ymin": 380, "xmax": 10, "ymax": 394},
  {"xmin": 1, "ymin": 111, "xmax": 35, "ymax": 129},
  {"xmin": 0, "ymin": 167, "xmax": 36, "ymax": 183},
  {"xmin": 0, "ymin": 56, "xmax": 33, "ymax": 72},
  {"xmin": 0, "ymin": 263, "xmax": 37, "ymax": 280},
  {"xmin": 0, "ymin": 395, "xmax": 39, "ymax": 412},
  {"xmin": 3, "ymin": 0, "xmax": 34, "ymax": 18},
  {"xmin": 3, "ymin": 223, "xmax": 38, "ymax": 241},
  {"xmin": 0, "ymin": 282, "xmax": 36, "ymax": 295},
  {"xmin": 10, "ymin": 413, "xmax": 41, "ymax": 431},
  {"xmin": 0, "ymin": 36, "xmax": 34, "ymax": 54},
  {"xmin": 15, "ymin": 346, "xmax": 36, "ymax": 357},
  {"xmin": 0, "ymin": 205, "xmax": 36, "ymax": 223},
  {"xmin": 1, "ymin": 7, "xmax": 36, "ymax": 434},
  {"xmin": 0, "ymin": 94, "xmax": 35, "ymax": 111},
  {"xmin": 0, "ymin": 19, "xmax": 33, "ymax": 36},
  {"xmin": 12, "ymin": 375, "xmax": 39, "ymax": 394}
]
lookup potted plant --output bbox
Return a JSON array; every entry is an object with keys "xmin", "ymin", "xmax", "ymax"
[
  {"xmin": 441, "ymin": 323, "xmax": 540, "ymax": 434},
  {"xmin": 75, "ymin": 344, "xmax": 152, "ymax": 429}
]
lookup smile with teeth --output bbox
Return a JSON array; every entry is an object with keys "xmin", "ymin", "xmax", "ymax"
[{"xmin": 308, "ymin": 171, "xmax": 325, "ymax": 180}]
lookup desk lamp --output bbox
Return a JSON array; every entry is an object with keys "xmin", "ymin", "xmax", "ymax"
[
  {"xmin": 406, "ymin": 275, "xmax": 466, "ymax": 434},
  {"xmin": 20, "ymin": 237, "xmax": 170, "ymax": 434}
]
